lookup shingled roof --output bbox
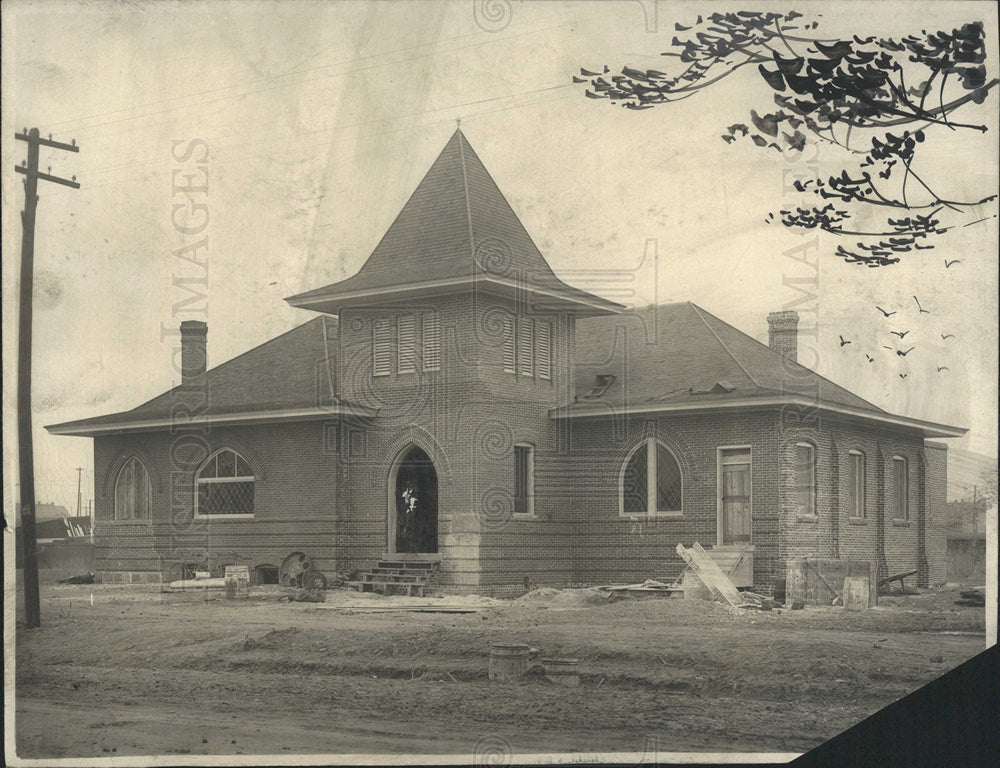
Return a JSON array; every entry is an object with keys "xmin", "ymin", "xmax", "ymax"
[
  {"xmin": 559, "ymin": 302, "xmax": 963, "ymax": 437},
  {"xmin": 286, "ymin": 129, "xmax": 622, "ymax": 316},
  {"xmin": 47, "ymin": 317, "xmax": 372, "ymax": 436}
]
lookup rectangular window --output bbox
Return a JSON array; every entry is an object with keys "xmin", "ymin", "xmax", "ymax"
[
  {"xmin": 518, "ymin": 318, "xmax": 534, "ymax": 376},
  {"xmin": 502, "ymin": 315, "xmax": 516, "ymax": 373},
  {"xmin": 795, "ymin": 443, "xmax": 816, "ymax": 517},
  {"xmin": 397, "ymin": 314, "xmax": 416, "ymax": 374},
  {"xmin": 373, "ymin": 318, "xmax": 392, "ymax": 377},
  {"xmin": 514, "ymin": 445, "xmax": 534, "ymax": 516},
  {"xmin": 422, "ymin": 312, "xmax": 440, "ymax": 371},
  {"xmin": 892, "ymin": 456, "xmax": 908, "ymax": 520},
  {"xmin": 537, "ymin": 321, "xmax": 552, "ymax": 380},
  {"xmin": 849, "ymin": 451, "xmax": 865, "ymax": 518}
]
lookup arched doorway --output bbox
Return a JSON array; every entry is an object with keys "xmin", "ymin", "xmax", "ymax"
[{"xmin": 390, "ymin": 446, "xmax": 438, "ymax": 554}]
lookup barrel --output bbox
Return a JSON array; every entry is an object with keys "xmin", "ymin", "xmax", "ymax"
[
  {"xmin": 681, "ymin": 570, "xmax": 710, "ymax": 601},
  {"xmin": 224, "ymin": 565, "xmax": 250, "ymax": 599},
  {"xmin": 542, "ymin": 658, "xmax": 580, "ymax": 687},
  {"xmin": 489, "ymin": 643, "xmax": 529, "ymax": 682}
]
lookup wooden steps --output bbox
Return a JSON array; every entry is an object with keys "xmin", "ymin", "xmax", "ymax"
[{"xmin": 349, "ymin": 556, "xmax": 441, "ymax": 597}]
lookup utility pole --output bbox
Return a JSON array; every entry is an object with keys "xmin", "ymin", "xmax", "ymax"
[
  {"xmin": 14, "ymin": 127, "xmax": 80, "ymax": 629},
  {"xmin": 76, "ymin": 467, "xmax": 84, "ymax": 517}
]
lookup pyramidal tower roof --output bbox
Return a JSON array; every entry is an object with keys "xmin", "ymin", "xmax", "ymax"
[{"xmin": 286, "ymin": 129, "xmax": 622, "ymax": 316}]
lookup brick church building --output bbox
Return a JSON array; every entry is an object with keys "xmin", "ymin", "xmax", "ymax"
[{"xmin": 48, "ymin": 129, "xmax": 964, "ymax": 594}]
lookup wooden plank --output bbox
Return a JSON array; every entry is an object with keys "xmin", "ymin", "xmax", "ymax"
[
  {"xmin": 675, "ymin": 543, "xmax": 746, "ymax": 607},
  {"xmin": 692, "ymin": 543, "xmax": 747, "ymax": 607}
]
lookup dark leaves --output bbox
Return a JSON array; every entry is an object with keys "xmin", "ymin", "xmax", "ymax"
[
  {"xmin": 836, "ymin": 244, "xmax": 901, "ymax": 267},
  {"xmin": 750, "ymin": 109, "xmax": 780, "ymax": 136},
  {"xmin": 783, "ymin": 130, "xmax": 807, "ymax": 151},
  {"xmin": 758, "ymin": 65, "xmax": 786, "ymax": 91},
  {"xmin": 815, "ymin": 40, "xmax": 854, "ymax": 58},
  {"xmin": 572, "ymin": 10, "xmax": 996, "ymax": 265},
  {"xmin": 773, "ymin": 54, "xmax": 805, "ymax": 75}
]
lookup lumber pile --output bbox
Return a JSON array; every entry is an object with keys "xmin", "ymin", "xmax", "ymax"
[{"xmin": 599, "ymin": 579, "xmax": 682, "ymax": 595}]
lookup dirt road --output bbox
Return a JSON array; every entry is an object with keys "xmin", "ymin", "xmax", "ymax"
[{"xmin": 12, "ymin": 581, "xmax": 986, "ymax": 761}]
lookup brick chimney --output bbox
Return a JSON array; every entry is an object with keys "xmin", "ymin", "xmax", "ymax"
[
  {"xmin": 180, "ymin": 320, "xmax": 207, "ymax": 383},
  {"xmin": 767, "ymin": 311, "xmax": 798, "ymax": 362}
]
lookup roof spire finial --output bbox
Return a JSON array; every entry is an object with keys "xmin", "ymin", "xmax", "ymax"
[{"xmin": 455, "ymin": 117, "xmax": 461, "ymax": 130}]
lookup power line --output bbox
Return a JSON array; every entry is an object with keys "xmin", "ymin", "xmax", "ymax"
[
  {"xmin": 42, "ymin": 13, "xmax": 570, "ymax": 133},
  {"xmin": 37, "ymin": 81, "xmax": 579, "ymax": 201},
  {"xmin": 47, "ymin": 17, "xmax": 577, "ymax": 143}
]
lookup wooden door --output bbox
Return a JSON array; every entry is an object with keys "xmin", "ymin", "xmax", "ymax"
[{"xmin": 721, "ymin": 457, "xmax": 751, "ymax": 543}]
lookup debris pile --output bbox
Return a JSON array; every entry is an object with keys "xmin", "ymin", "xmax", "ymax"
[
  {"xmin": 517, "ymin": 587, "xmax": 615, "ymax": 607},
  {"xmin": 284, "ymin": 588, "xmax": 326, "ymax": 603},
  {"xmin": 954, "ymin": 587, "xmax": 985, "ymax": 607}
]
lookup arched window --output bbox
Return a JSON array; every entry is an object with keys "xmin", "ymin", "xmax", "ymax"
[
  {"xmin": 621, "ymin": 438, "xmax": 682, "ymax": 516},
  {"xmin": 114, "ymin": 457, "xmax": 152, "ymax": 520},
  {"xmin": 195, "ymin": 448, "xmax": 255, "ymax": 517}
]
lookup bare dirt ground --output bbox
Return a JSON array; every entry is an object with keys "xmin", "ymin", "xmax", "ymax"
[{"xmin": 11, "ymin": 575, "xmax": 987, "ymax": 761}]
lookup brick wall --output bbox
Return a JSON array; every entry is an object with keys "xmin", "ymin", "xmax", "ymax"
[
  {"xmin": 334, "ymin": 292, "xmax": 571, "ymax": 591},
  {"xmin": 553, "ymin": 410, "xmax": 783, "ymax": 590},
  {"xmin": 94, "ymin": 421, "xmax": 340, "ymax": 582},
  {"xmin": 90, "ymin": 289, "xmax": 951, "ymax": 594}
]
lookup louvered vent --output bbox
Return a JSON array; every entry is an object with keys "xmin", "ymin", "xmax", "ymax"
[
  {"xmin": 422, "ymin": 312, "xmax": 440, "ymax": 371},
  {"xmin": 518, "ymin": 318, "xmax": 534, "ymax": 376},
  {"xmin": 536, "ymin": 321, "xmax": 551, "ymax": 380},
  {"xmin": 398, "ymin": 315, "xmax": 417, "ymax": 373},
  {"xmin": 373, "ymin": 318, "xmax": 392, "ymax": 376},
  {"xmin": 502, "ymin": 314, "xmax": 516, "ymax": 373}
]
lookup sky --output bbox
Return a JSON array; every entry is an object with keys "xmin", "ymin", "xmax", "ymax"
[{"xmin": 3, "ymin": 0, "xmax": 998, "ymax": 516}]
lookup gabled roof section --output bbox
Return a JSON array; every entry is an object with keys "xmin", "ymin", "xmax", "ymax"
[
  {"xmin": 46, "ymin": 317, "xmax": 372, "ymax": 436},
  {"xmin": 559, "ymin": 302, "xmax": 964, "ymax": 438},
  {"xmin": 286, "ymin": 129, "xmax": 622, "ymax": 316}
]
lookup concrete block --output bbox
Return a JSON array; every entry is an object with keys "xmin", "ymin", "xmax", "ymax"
[
  {"xmin": 843, "ymin": 576, "xmax": 869, "ymax": 611},
  {"xmin": 787, "ymin": 559, "xmax": 875, "ymax": 606}
]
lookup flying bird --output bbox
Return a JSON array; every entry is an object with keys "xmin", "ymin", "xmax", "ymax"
[
  {"xmin": 899, "ymin": 373, "xmax": 908, "ymax": 379},
  {"xmin": 839, "ymin": 335, "xmax": 852, "ymax": 346},
  {"xmin": 944, "ymin": 259, "xmax": 961, "ymax": 268},
  {"xmin": 896, "ymin": 347, "xmax": 915, "ymax": 357},
  {"xmin": 913, "ymin": 296, "xmax": 930, "ymax": 314},
  {"xmin": 941, "ymin": 333, "xmax": 955, "ymax": 340},
  {"xmin": 937, "ymin": 366, "xmax": 950, "ymax": 372},
  {"xmin": 889, "ymin": 330, "xmax": 910, "ymax": 339},
  {"xmin": 876, "ymin": 306, "xmax": 896, "ymax": 318},
  {"xmin": 865, "ymin": 354, "xmax": 874, "ymax": 362}
]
